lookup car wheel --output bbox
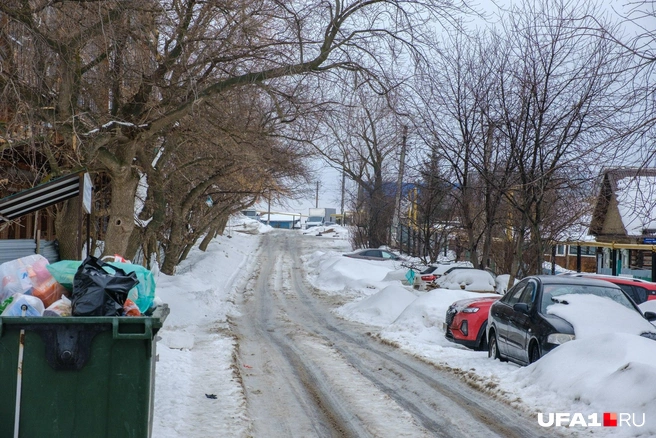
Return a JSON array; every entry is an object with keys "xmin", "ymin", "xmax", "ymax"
[
  {"xmin": 488, "ymin": 331, "xmax": 506, "ymax": 361},
  {"xmin": 529, "ymin": 343, "xmax": 541, "ymax": 364}
]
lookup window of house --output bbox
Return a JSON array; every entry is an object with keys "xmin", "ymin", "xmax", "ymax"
[{"xmin": 568, "ymin": 245, "xmax": 596, "ymax": 257}]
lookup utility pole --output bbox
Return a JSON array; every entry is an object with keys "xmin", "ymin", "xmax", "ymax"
[
  {"xmin": 392, "ymin": 125, "xmax": 408, "ymax": 247},
  {"xmin": 340, "ymin": 168, "xmax": 345, "ymax": 225},
  {"xmin": 267, "ymin": 195, "xmax": 271, "ymax": 226},
  {"xmin": 315, "ymin": 181, "xmax": 319, "ymax": 208}
]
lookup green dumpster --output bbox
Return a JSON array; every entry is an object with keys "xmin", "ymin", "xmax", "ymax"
[{"xmin": 0, "ymin": 304, "xmax": 169, "ymax": 438}]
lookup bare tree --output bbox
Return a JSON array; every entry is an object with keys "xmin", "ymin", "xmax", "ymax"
[
  {"xmin": 413, "ymin": 29, "xmax": 511, "ymax": 270},
  {"xmin": 313, "ymin": 80, "xmax": 405, "ymax": 248},
  {"xmin": 594, "ymin": 0, "xmax": 656, "ymax": 167},
  {"xmin": 411, "ymin": 0, "xmax": 631, "ymax": 281},
  {"xmin": 0, "ymin": 0, "xmax": 473, "ymax": 264},
  {"xmin": 490, "ymin": 0, "xmax": 630, "ymax": 279},
  {"xmin": 128, "ymin": 87, "xmax": 310, "ymax": 274}
]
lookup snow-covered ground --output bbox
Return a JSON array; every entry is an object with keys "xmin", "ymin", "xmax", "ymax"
[{"xmin": 152, "ymin": 218, "xmax": 656, "ymax": 437}]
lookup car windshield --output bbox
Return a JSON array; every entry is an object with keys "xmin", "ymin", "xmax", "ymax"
[
  {"xmin": 307, "ymin": 216, "xmax": 323, "ymax": 222},
  {"xmin": 540, "ymin": 284, "xmax": 636, "ymax": 312}
]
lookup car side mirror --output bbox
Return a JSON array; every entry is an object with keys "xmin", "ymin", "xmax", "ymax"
[
  {"xmin": 513, "ymin": 303, "xmax": 530, "ymax": 314},
  {"xmin": 644, "ymin": 311, "xmax": 656, "ymax": 322}
]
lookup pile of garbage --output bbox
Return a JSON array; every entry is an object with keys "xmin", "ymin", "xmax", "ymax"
[{"xmin": 0, "ymin": 254, "xmax": 156, "ymax": 318}]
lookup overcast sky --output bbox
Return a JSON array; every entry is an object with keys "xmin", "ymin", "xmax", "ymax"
[{"xmin": 260, "ymin": 0, "xmax": 654, "ymax": 217}]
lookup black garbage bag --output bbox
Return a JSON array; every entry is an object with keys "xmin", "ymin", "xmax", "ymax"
[{"xmin": 72, "ymin": 256, "xmax": 140, "ymax": 316}]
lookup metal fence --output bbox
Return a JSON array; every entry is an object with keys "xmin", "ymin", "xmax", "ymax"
[{"xmin": 0, "ymin": 239, "xmax": 60, "ymax": 264}]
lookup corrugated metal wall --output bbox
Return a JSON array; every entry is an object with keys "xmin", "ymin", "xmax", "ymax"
[{"xmin": 0, "ymin": 240, "xmax": 60, "ymax": 264}]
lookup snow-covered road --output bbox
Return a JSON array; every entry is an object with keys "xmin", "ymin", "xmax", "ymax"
[
  {"xmin": 233, "ymin": 232, "xmax": 550, "ymax": 437},
  {"xmin": 155, "ymin": 222, "xmax": 656, "ymax": 438}
]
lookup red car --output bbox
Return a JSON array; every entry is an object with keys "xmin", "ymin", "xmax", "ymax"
[
  {"xmin": 444, "ymin": 296, "xmax": 501, "ymax": 350},
  {"xmin": 562, "ymin": 273, "xmax": 656, "ymax": 304}
]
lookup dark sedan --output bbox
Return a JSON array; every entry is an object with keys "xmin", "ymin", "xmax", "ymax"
[{"xmin": 487, "ymin": 275, "xmax": 656, "ymax": 366}]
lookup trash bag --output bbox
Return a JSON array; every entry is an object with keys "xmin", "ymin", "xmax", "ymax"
[
  {"xmin": 1, "ymin": 293, "xmax": 45, "ymax": 317},
  {"xmin": 44, "ymin": 296, "xmax": 72, "ymax": 317},
  {"xmin": 72, "ymin": 256, "xmax": 140, "ymax": 317},
  {"xmin": 109, "ymin": 262, "xmax": 156, "ymax": 313},
  {"xmin": 0, "ymin": 254, "xmax": 50, "ymax": 302},
  {"xmin": 49, "ymin": 258, "xmax": 156, "ymax": 313},
  {"xmin": 45, "ymin": 259, "xmax": 80, "ymax": 291},
  {"xmin": 123, "ymin": 298, "xmax": 141, "ymax": 317},
  {"xmin": 32, "ymin": 276, "xmax": 69, "ymax": 308}
]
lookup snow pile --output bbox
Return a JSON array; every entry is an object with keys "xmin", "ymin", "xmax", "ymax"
[
  {"xmin": 304, "ymin": 251, "xmax": 401, "ymax": 293},
  {"xmin": 495, "ymin": 274, "xmax": 510, "ymax": 294},
  {"xmin": 153, "ymin": 230, "xmax": 257, "ymax": 437},
  {"xmin": 230, "ymin": 215, "xmax": 273, "ymax": 235},
  {"xmin": 335, "ymin": 284, "xmax": 418, "ymax": 327},
  {"xmin": 511, "ymin": 333, "xmax": 656, "ymax": 425},
  {"xmin": 301, "ymin": 224, "xmax": 350, "ymax": 239},
  {"xmin": 381, "ymin": 289, "xmax": 497, "ymax": 344},
  {"xmin": 309, "ymin": 246, "xmax": 656, "ymax": 436},
  {"xmin": 541, "ymin": 261, "xmax": 575, "ymax": 274},
  {"xmin": 382, "ymin": 268, "xmax": 413, "ymax": 284},
  {"xmin": 497, "ymin": 293, "xmax": 656, "ymax": 436}
]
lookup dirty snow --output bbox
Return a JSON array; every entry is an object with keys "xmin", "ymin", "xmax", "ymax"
[{"xmin": 152, "ymin": 219, "xmax": 656, "ymax": 437}]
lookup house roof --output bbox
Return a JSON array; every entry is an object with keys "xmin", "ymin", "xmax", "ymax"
[{"xmin": 590, "ymin": 168, "xmax": 656, "ymax": 237}]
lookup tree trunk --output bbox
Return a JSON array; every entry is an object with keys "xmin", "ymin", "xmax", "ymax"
[
  {"xmin": 160, "ymin": 206, "xmax": 187, "ymax": 275},
  {"xmin": 102, "ymin": 162, "xmax": 140, "ymax": 258},
  {"xmin": 179, "ymin": 242, "xmax": 194, "ymax": 263},
  {"xmin": 124, "ymin": 226, "xmax": 144, "ymax": 261},
  {"xmin": 55, "ymin": 197, "xmax": 82, "ymax": 260},
  {"xmin": 199, "ymin": 227, "xmax": 216, "ymax": 252}
]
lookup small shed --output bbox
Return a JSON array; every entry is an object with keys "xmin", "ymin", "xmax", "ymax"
[
  {"xmin": 260, "ymin": 213, "xmax": 302, "ymax": 229},
  {"xmin": 0, "ymin": 171, "xmax": 91, "ymax": 263}
]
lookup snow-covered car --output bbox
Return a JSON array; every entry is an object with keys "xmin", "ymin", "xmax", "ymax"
[
  {"xmin": 487, "ymin": 275, "xmax": 656, "ymax": 366},
  {"xmin": 412, "ymin": 262, "xmax": 475, "ymax": 290},
  {"xmin": 435, "ymin": 269, "xmax": 496, "ymax": 293}
]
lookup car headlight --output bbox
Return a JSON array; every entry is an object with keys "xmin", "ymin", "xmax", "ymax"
[
  {"xmin": 461, "ymin": 307, "xmax": 479, "ymax": 313},
  {"xmin": 547, "ymin": 333, "xmax": 575, "ymax": 345}
]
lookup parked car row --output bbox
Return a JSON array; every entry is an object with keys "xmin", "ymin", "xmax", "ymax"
[
  {"xmin": 337, "ymin": 250, "xmax": 656, "ymax": 366},
  {"xmin": 445, "ymin": 274, "xmax": 656, "ymax": 365}
]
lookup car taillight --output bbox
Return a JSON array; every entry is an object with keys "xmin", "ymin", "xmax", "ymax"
[{"xmin": 421, "ymin": 275, "xmax": 436, "ymax": 282}]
